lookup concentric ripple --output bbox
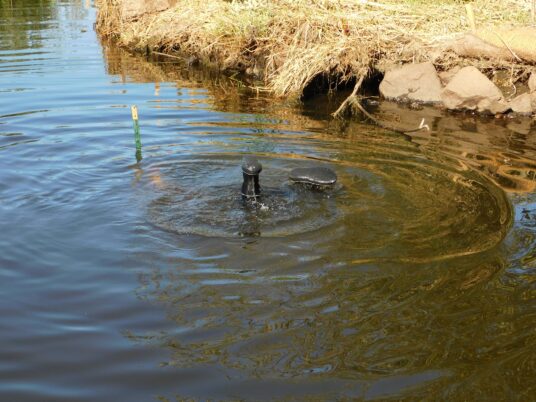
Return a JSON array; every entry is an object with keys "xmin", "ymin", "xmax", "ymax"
[
  {"xmin": 145, "ymin": 150, "xmax": 512, "ymax": 262},
  {"xmin": 147, "ymin": 156, "xmax": 344, "ymax": 238},
  {"xmin": 2, "ymin": 1, "xmax": 533, "ymax": 401}
]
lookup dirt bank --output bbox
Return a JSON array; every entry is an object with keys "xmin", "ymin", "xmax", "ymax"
[{"xmin": 95, "ymin": 0, "xmax": 536, "ymax": 116}]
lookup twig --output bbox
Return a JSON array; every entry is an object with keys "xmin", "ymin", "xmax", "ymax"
[
  {"xmin": 331, "ymin": 75, "xmax": 365, "ymax": 118},
  {"xmin": 331, "ymin": 74, "xmax": 429, "ymax": 134},
  {"xmin": 491, "ymin": 32, "xmax": 522, "ymax": 62}
]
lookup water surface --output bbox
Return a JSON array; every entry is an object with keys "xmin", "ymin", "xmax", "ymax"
[{"xmin": 1, "ymin": 1, "xmax": 535, "ymax": 401}]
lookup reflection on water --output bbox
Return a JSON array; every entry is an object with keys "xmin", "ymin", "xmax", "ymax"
[
  {"xmin": 105, "ymin": 42, "xmax": 536, "ymax": 195},
  {"xmin": 0, "ymin": 0, "xmax": 55, "ymax": 51},
  {"xmin": 105, "ymin": 42, "xmax": 535, "ymax": 400},
  {"xmin": 372, "ymin": 101, "xmax": 536, "ymax": 193},
  {"xmin": 0, "ymin": 1, "xmax": 535, "ymax": 401}
]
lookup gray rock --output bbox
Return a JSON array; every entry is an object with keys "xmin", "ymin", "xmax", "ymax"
[
  {"xmin": 289, "ymin": 167, "xmax": 337, "ymax": 186},
  {"xmin": 379, "ymin": 62, "xmax": 442, "ymax": 103},
  {"xmin": 441, "ymin": 66, "xmax": 509, "ymax": 114},
  {"xmin": 529, "ymin": 72, "xmax": 536, "ymax": 93},
  {"xmin": 509, "ymin": 93, "xmax": 533, "ymax": 115},
  {"xmin": 490, "ymin": 100, "xmax": 510, "ymax": 114},
  {"xmin": 438, "ymin": 67, "xmax": 460, "ymax": 86}
]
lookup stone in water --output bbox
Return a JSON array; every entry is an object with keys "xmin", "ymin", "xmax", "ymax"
[{"xmin": 289, "ymin": 167, "xmax": 337, "ymax": 186}]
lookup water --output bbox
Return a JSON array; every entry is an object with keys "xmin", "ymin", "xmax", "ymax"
[{"xmin": 0, "ymin": 1, "xmax": 535, "ymax": 401}]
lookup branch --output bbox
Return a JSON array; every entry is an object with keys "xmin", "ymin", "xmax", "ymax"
[
  {"xmin": 491, "ymin": 32, "xmax": 522, "ymax": 62},
  {"xmin": 331, "ymin": 75, "xmax": 429, "ymax": 135},
  {"xmin": 331, "ymin": 75, "xmax": 365, "ymax": 118}
]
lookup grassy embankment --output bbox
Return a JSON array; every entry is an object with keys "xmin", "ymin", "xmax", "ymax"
[{"xmin": 96, "ymin": 0, "xmax": 535, "ymax": 101}]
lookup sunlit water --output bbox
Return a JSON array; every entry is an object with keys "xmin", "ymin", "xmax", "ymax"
[{"xmin": 1, "ymin": 1, "xmax": 535, "ymax": 401}]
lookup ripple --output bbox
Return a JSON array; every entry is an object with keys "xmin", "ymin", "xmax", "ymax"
[
  {"xmin": 147, "ymin": 156, "xmax": 344, "ymax": 238},
  {"xmin": 0, "ymin": 1, "xmax": 532, "ymax": 400},
  {"xmin": 144, "ymin": 152, "xmax": 512, "ymax": 262}
]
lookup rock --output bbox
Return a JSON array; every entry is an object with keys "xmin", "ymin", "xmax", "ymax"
[
  {"xmin": 441, "ymin": 66, "xmax": 509, "ymax": 114},
  {"xmin": 438, "ymin": 67, "xmax": 460, "ymax": 86},
  {"xmin": 529, "ymin": 73, "xmax": 536, "ymax": 93},
  {"xmin": 122, "ymin": 0, "xmax": 173, "ymax": 20},
  {"xmin": 379, "ymin": 62, "xmax": 442, "ymax": 104},
  {"xmin": 489, "ymin": 100, "xmax": 510, "ymax": 114},
  {"xmin": 509, "ymin": 93, "xmax": 533, "ymax": 115},
  {"xmin": 450, "ymin": 29, "xmax": 536, "ymax": 63},
  {"xmin": 474, "ymin": 28, "xmax": 536, "ymax": 63},
  {"xmin": 289, "ymin": 167, "xmax": 337, "ymax": 186},
  {"xmin": 532, "ymin": 92, "xmax": 536, "ymax": 113},
  {"xmin": 450, "ymin": 33, "xmax": 516, "ymax": 63}
]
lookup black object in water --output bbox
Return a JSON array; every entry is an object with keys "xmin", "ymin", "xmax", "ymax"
[
  {"xmin": 241, "ymin": 156, "xmax": 262, "ymax": 200},
  {"xmin": 289, "ymin": 167, "xmax": 337, "ymax": 186}
]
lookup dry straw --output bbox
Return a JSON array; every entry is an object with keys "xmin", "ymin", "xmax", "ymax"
[{"xmin": 96, "ymin": 0, "xmax": 534, "ymax": 98}]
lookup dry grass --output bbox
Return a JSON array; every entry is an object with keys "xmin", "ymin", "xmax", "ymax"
[{"xmin": 95, "ymin": 0, "xmax": 535, "ymax": 98}]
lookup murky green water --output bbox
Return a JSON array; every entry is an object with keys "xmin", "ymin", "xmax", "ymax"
[{"xmin": 1, "ymin": 1, "xmax": 535, "ymax": 401}]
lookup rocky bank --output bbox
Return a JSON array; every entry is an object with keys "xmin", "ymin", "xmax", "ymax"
[{"xmin": 380, "ymin": 62, "xmax": 536, "ymax": 117}]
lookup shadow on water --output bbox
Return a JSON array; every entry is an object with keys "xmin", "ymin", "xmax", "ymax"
[{"xmin": 103, "ymin": 45, "xmax": 535, "ymax": 400}]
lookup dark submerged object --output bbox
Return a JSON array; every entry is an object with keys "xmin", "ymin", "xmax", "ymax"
[
  {"xmin": 289, "ymin": 167, "xmax": 337, "ymax": 186},
  {"xmin": 241, "ymin": 156, "xmax": 262, "ymax": 199}
]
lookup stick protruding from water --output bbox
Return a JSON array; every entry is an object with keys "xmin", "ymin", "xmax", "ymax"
[
  {"xmin": 131, "ymin": 105, "xmax": 139, "ymax": 121},
  {"xmin": 131, "ymin": 105, "xmax": 142, "ymax": 162}
]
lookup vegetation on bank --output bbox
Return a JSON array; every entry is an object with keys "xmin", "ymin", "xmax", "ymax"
[{"xmin": 96, "ymin": 0, "xmax": 535, "ymax": 98}]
